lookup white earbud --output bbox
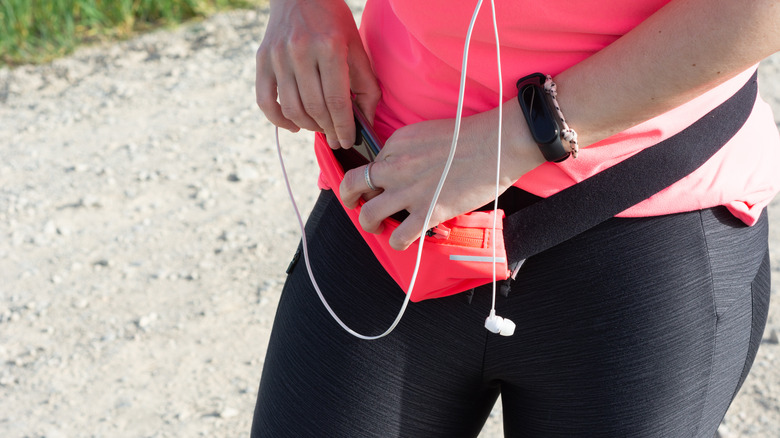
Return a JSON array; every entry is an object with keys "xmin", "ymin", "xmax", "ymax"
[{"xmin": 484, "ymin": 310, "xmax": 516, "ymax": 336}]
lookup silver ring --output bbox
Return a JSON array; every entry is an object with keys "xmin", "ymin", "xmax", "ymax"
[{"xmin": 364, "ymin": 163, "xmax": 378, "ymax": 191}]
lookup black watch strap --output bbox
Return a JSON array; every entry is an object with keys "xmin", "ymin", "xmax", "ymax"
[{"xmin": 516, "ymin": 73, "xmax": 570, "ymax": 162}]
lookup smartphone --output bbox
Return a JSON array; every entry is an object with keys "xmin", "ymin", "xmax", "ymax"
[
  {"xmin": 352, "ymin": 100, "xmax": 382, "ymax": 160},
  {"xmin": 332, "ymin": 101, "xmax": 384, "ymax": 172},
  {"xmin": 332, "ymin": 103, "xmax": 408, "ymax": 221}
]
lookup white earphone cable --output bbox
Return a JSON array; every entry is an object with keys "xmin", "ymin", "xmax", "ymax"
[
  {"xmin": 488, "ymin": 0, "xmax": 503, "ymax": 315},
  {"xmin": 275, "ymin": 0, "xmax": 503, "ymax": 339},
  {"xmin": 275, "ymin": 127, "xmax": 410, "ymax": 339}
]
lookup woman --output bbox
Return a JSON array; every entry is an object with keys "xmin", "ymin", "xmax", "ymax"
[{"xmin": 252, "ymin": 0, "xmax": 780, "ymax": 436}]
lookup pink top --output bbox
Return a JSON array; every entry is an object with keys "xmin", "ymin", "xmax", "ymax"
[{"xmin": 338, "ymin": 0, "xmax": 780, "ymax": 225}]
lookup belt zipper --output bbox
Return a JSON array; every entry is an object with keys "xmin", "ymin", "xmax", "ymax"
[{"xmin": 426, "ymin": 224, "xmax": 487, "ymax": 248}]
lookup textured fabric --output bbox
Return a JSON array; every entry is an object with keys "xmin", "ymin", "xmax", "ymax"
[
  {"xmin": 337, "ymin": 0, "xmax": 780, "ymax": 225},
  {"xmin": 251, "ymin": 190, "xmax": 770, "ymax": 437}
]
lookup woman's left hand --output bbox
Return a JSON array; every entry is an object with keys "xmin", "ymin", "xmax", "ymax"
[{"xmin": 340, "ymin": 106, "xmax": 543, "ymax": 251}]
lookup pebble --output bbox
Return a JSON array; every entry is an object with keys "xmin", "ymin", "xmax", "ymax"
[
  {"xmin": 227, "ymin": 165, "xmax": 259, "ymax": 182},
  {"xmin": 136, "ymin": 313, "xmax": 158, "ymax": 330},
  {"xmin": 101, "ymin": 331, "xmax": 117, "ymax": 342},
  {"xmin": 715, "ymin": 423, "xmax": 732, "ymax": 438},
  {"xmin": 93, "ymin": 259, "xmax": 112, "ymax": 268},
  {"xmin": 0, "ymin": 372, "xmax": 16, "ymax": 386},
  {"xmin": 78, "ymin": 195, "xmax": 102, "ymax": 208},
  {"xmin": 65, "ymin": 163, "xmax": 89, "ymax": 173},
  {"xmin": 218, "ymin": 407, "xmax": 239, "ymax": 419},
  {"xmin": 764, "ymin": 329, "xmax": 779, "ymax": 344},
  {"xmin": 176, "ymin": 410, "xmax": 191, "ymax": 421},
  {"xmin": 43, "ymin": 220, "xmax": 57, "ymax": 235},
  {"xmin": 192, "ymin": 187, "xmax": 211, "ymax": 200}
]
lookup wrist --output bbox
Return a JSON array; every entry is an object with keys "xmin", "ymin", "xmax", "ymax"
[{"xmin": 500, "ymin": 98, "xmax": 546, "ymax": 182}]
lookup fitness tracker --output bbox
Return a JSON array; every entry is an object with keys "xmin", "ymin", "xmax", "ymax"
[{"xmin": 516, "ymin": 73, "xmax": 571, "ymax": 163}]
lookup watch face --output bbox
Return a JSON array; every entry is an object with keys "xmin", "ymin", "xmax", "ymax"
[{"xmin": 519, "ymin": 86, "xmax": 559, "ymax": 144}]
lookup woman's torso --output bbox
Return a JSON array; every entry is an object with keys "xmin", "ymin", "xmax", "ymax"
[{"xmin": 356, "ymin": 0, "xmax": 780, "ymax": 224}]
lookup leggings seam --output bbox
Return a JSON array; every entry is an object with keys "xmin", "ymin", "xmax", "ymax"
[
  {"xmin": 728, "ymin": 253, "xmax": 765, "ymax": 404},
  {"xmin": 690, "ymin": 209, "xmax": 719, "ymax": 438},
  {"xmin": 729, "ymin": 280, "xmax": 756, "ymax": 404},
  {"xmin": 480, "ymin": 326, "xmax": 492, "ymax": 387}
]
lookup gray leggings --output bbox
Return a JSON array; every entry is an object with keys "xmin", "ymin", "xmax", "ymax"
[{"xmin": 251, "ymin": 190, "xmax": 770, "ymax": 437}]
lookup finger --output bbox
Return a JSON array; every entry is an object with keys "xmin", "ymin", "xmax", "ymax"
[
  {"xmin": 289, "ymin": 47, "xmax": 341, "ymax": 145},
  {"xmin": 255, "ymin": 48, "xmax": 299, "ymax": 132},
  {"xmin": 325, "ymin": 133, "xmax": 341, "ymax": 149},
  {"xmin": 388, "ymin": 212, "xmax": 428, "ymax": 251},
  {"xmin": 340, "ymin": 163, "xmax": 378, "ymax": 209},
  {"xmin": 269, "ymin": 47, "xmax": 324, "ymax": 133},
  {"xmin": 347, "ymin": 43, "xmax": 381, "ymax": 124},
  {"xmin": 360, "ymin": 195, "xmax": 407, "ymax": 236},
  {"xmin": 362, "ymin": 187, "xmax": 382, "ymax": 202},
  {"xmin": 296, "ymin": 76, "xmax": 345, "ymax": 149},
  {"xmin": 294, "ymin": 70, "xmax": 344, "ymax": 147},
  {"xmin": 276, "ymin": 75, "xmax": 324, "ymax": 133},
  {"xmin": 318, "ymin": 46, "xmax": 355, "ymax": 148}
]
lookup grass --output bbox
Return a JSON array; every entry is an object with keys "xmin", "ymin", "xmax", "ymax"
[{"xmin": 0, "ymin": 0, "xmax": 264, "ymax": 66}]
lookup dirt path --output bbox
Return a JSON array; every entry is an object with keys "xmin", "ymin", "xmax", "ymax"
[{"xmin": 1, "ymin": 4, "xmax": 778, "ymax": 437}]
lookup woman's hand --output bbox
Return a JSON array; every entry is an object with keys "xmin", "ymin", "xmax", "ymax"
[
  {"xmin": 255, "ymin": 0, "xmax": 381, "ymax": 148},
  {"xmin": 340, "ymin": 104, "xmax": 544, "ymax": 251}
]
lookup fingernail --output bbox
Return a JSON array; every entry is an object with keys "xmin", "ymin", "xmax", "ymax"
[{"xmin": 339, "ymin": 139, "xmax": 352, "ymax": 149}]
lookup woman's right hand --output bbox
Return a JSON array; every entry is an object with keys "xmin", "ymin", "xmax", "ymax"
[{"xmin": 255, "ymin": 0, "xmax": 381, "ymax": 149}]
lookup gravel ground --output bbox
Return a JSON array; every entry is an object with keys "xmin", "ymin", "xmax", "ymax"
[{"xmin": 0, "ymin": 3, "xmax": 778, "ymax": 437}]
